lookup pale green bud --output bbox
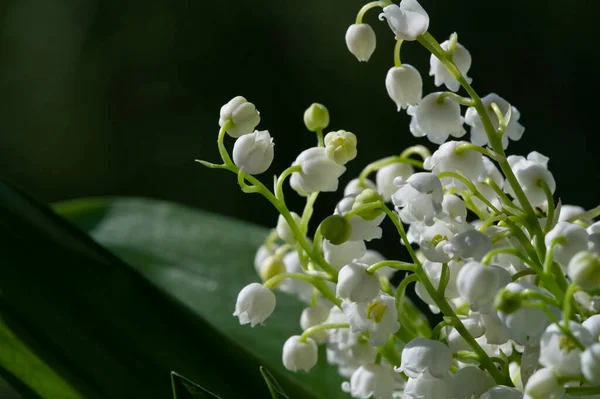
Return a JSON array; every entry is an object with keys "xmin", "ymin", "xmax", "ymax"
[
  {"xmin": 352, "ymin": 189, "xmax": 383, "ymax": 220},
  {"xmin": 258, "ymin": 255, "xmax": 286, "ymax": 284},
  {"xmin": 320, "ymin": 215, "xmax": 352, "ymax": 245},
  {"xmin": 324, "ymin": 130, "xmax": 357, "ymax": 165},
  {"xmin": 568, "ymin": 250, "xmax": 600, "ymax": 291},
  {"xmin": 303, "ymin": 103, "xmax": 330, "ymax": 132},
  {"xmin": 494, "ymin": 288, "xmax": 522, "ymax": 314}
]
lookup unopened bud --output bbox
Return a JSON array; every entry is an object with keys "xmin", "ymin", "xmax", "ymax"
[
  {"xmin": 258, "ymin": 255, "xmax": 286, "ymax": 283},
  {"xmin": 494, "ymin": 288, "xmax": 522, "ymax": 314},
  {"xmin": 352, "ymin": 189, "xmax": 383, "ymax": 220},
  {"xmin": 324, "ymin": 130, "xmax": 357, "ymax": 165},
  {"xmin": 345, "ymin": 24, "xmax": 376, "ymax": 62},
  {"xmin": 303, "ymin": 103, "xmax": 330, "ymax": 132},
  {"xmin": 321, "ymin": 215, "xmax": 352, "ymax": 245},
  {"xmin": 568, "ymin": 251, "xmax": 600, "ymax": 291}
]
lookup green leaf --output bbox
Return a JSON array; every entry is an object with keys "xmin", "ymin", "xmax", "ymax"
[
  {"xmin": 260, "ymin": 367, "xmax": 290, "ymax": 399},
  {"xmin": 171, "ymin": 372, "xmax": 222, "ymax": 399},
  {"xmin": 0, "ymin": 181, "xmax": 346, "ymax": 398}
]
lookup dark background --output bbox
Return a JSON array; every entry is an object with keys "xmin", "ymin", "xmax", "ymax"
[{"xmin": 1, "ymin": 0, "xmax": 599, "ymax": 288}]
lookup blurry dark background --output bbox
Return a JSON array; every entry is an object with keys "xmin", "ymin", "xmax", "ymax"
[{"xmin": 1, "ymin": 0, "xmax": 599, "ymax": 253}]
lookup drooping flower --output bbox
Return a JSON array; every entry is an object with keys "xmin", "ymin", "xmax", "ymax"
[
  {"xmin": 430, "ymin": 39, "xmax": 472, "ymax": 92},
  {"xmin": 219, "ymin": 96, "xmax": 261, "ymax": 138},
  {"xmin": 408, "ymin": 92, "xmax": 466, "ymax": 144},
  {"xmin": 379, "ymin": 0, "xmax": 429, "ymax": 41},
  {"xmin": 376, "ymin": 162, "xmax": 414, "ymax": 202},
  {"xmin": 392, "ymin": 172, "xmax": 444, "ymax": 225},
  {"xmin": 291, "ymin": 147, "xmax": 346, "ymax": 194},
  {"xmin": 345, "ymin": 24, "xmax": 377, "ymax": 62},
  {"xmin": 342, "ymin": 364, "xmax": 396, "ymax": 399},
  {"xmin": 385, "ymin": 64, "xmax": 422, "ymax": 111},
  {"xmin": 336, "ymin": 262, "xmax": 380, "ymax": 302},
  {"xmin": 232, "ymin": 130, "xmax": 274, "ymax": 174},
  {"xmin": 282, "ymin": 335, "xmax": 318, "ymax": 372},
  {"xmin": 398, "ymin": 337, "xmax": 452, "ymax": 379},
  {"xmin": 342, "ymin": 293, "xmax": 400, "ymax": 346},
  {"xmin": 233, "ymin": 283, "xmax": 276, "ymax": 326}
]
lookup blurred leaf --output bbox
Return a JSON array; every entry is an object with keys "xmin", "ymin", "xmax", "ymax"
[
  {"xmin": 260, "ymin": 367, "xmax": 290, "ymax": 399},
  {"xmin": 171, "ymin": 372, "xmax": 221, "ymax": 399},
  {"xmin": 0, "ymin": 180, "xmax": 346, "ymax": 398}
]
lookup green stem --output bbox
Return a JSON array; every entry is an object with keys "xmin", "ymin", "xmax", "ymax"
[
  {"xmin": 481, "ymin": 247, "xmax": 534, "ymax": 268},
  {"xmin": 276, "ymin": 165, "xmax": 302, "ymax": 203},
  {"xmin": 381, "ymin": 207, "xmax": 420, "ymax": 266},
  {"xmin": 437, "ymin": 92, "xmax": 475, "ymax": 107},
  {"xmin": 566, "ymin": 386, "xmax": 600, "ymax": 395},
  {"xmin": 355, "ymin": 0, "xmax": 391, "ymax": 24},
  {"xmin": 567, "ymin": 205, "xmax": 600, "ymax": 223},
  {"xmin": 563, "ymin": 283, "xmax": 578, "ymax": 325},
  {"xmin": 538, "ymin": 179, "xmax": 555, "ymax": 232},
  {"xmin": 300, "ymin": 192, "xmax": 319, "ymax": 234},
  {"xmin": 430, "ymin": 320, "xmax": 448, "ymax": 340},
  {"xmin": 358, "ymin": 156, "xmax": 424, "ymax": 187},
  {"xmin": 299, "ymin": 323, "xmax": 349, "ymax": 342},
  {"xmin": 316, "ymin": 128, "xmax": 324, "ymax": 147},
  {"xmin": 367, "ymin": 260, "xmax": 416, "ymax": 275},
  {"xmin": 378, "ymin": 337, "xmax": 402, "ymax": 367},
  {"xmin": 511, "ymin": 269, "xmax": 538, "ymax": 281},
  {"xmin": 217, "ymin": 121, "xmax": 235, "ymax": 167},
  {"xmin": 394, "ymin": 38, "xmax": 403, "ymax": 67}
]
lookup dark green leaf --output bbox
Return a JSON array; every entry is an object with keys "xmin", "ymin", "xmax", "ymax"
[
  {"xmin": 171, "ymin": 372, "xmax": 221, "ymax": 399},
  {"xmin": 260, "ymin": 367, "xmax": 290, "ymax": 399}
]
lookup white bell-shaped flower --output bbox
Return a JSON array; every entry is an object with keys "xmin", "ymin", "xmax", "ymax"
[
  {"xmin": 326, "ymin": 307, "xmax": 361, "ymax": 350},
  {"xmin": 524, "ymin": 368, "xmax": 564, "ymax": 399},
  {"xmin": 539, "ymin": 321, "xmax": 594, "ymax": 376},
  {"xmin": 558, "ymin": 204, "xmax": 591, "ymax": 223},
  {"xmin": 254, "ymin": 244, "xmax": 277, "ymax": 273},
  {"xmin": 392, "ymin": 172, "xmax": 444, "ymax": 225},
  {"xmin": 545, "ymin": 221, "xmax": 589, "ymax": 270},
  {"xmin": 445, "ymin": 313, "xmax": 485, "ymax": 352},
  {"xmin": 276, "ymin": 212, "xmax": 301, "ymax": 244},
  {"xmin": 399, "ymin": 338, "xmax": 452, "ymax": 379},
  {"xmin": 327, "ymin": 341, "xmax": 378, "ymax": 379},
  {"xmin": 291, "ymin": 147, "xmax": 346, "ymax": 194},
  {"xmin": 480, "ymin": 386, "xmax": 524, "ymax": 399},
  {"xmin": 323, "ymin": 238, "xmax": 367, "ymax": 269},
  {"xmin": 464, "ymin": 93, "xmax": 524, "ymax": 149},
  {"xmin": 345, "ymin": 23, "xmax": 377, "ymax": 62},
  {"xmin": 583, "ymin": 314, "xmax": 600, "ymax": 341},
  {"xmin": 219, "ymin": 96, "xmax": 261, "ymax": 138},
  {"xmin": 582, "ymin": 343, "xmax": 600, "ymax": 384},
  {"xmin": 282, "ymin": 335, "xmax": 318, "ymax": 372},
  {"xmin": 504, "ymin": 152, "xmax": 556, "ymax": 207},
  {"xmin": 280, "ymin": 251, "xmax": 313, "ymax": 303},
  {"xmin": 379, "ymin": 0, "xmax": 429, "ymax": 41},
  {"xmin": 300, "ymin": 305, "xmax": 330, "ymax": 344},
  {"xmin": 342, "ymin": 364, "xmax": 396, "ymax": 399},
  {"xmin": 415, "ymin": 260, "xmax": 464, "ymax": 306},
  {"xmin": 233, "ymin": 283, "xmax": 276, "ymax": 327},
  {"xmin": 232, "ymin": 130, "xmax": 274, "ymax": 174},
  {"xmin": 444, "ymin": 229, "xmax": 493, "ymax": 261},
  {"xmin": 334, "ymin": 196, "xmax": 384, "ymax": 242},
  {"xmin": 452, "ymin": 367, "xmax": 495, "ymax": 399},
  {"xmin": 568, "ymin": 250, "xmax": 600, "ymax": 291},
  {"xmin": 336, "ymin": 262, "xmax": 380, "ymax": 302},
  {"xmin": 423, "ymin": 141, "xmax": 485, "ymax": 186},
  {"xmin": 408, "ymin": 92, "xmax": 466, "ymax": 144},
  {"xmin": 385, "ymin": 64, "xmax": 423, "ymax": 111},
  {"xmin": 520, "ymin": 345, "xmax": 540, "ymax": 388},
  {"xmin": 344, "ymin": 177, "xmax": 376, "ymax": 196},
  {"xmin": 430, "ymin": 40, "xmax": 472, "ymax": 92},
  {"xmin": 441, "ymin": 194, "xmax": 467, "ymax": 223},
  {"xmin": 341, "ymin": 293, "xmax": 400, "ymax": 346},
  {"xmin": 419, "ymin": 220, "xmax": 456, "ymax": 263},
  {"xmin": 376, "ymin": 162, "xmax": 414, "ymax": 202},
  {"xmin": 480, "ymin": 311, "xmax": 510, "ymax": 345},
  {"xmin": 456, "ymin": 261, "xmax": 510, "ymax": 312},
  {"xmin": 497, "ymin": 283, "xmax": 555, "ymax": 346},
  {"xmin": 403, "ymin": 373, "xmax": 452, "ymax": 399}
]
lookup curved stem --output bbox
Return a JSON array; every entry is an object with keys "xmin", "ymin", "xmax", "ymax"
[
  {"xmin": 511, "ymin": 268, "xmax": 538, "ymax": 281},
  {"xmin": 367, "ymin": 260, "xmax": 416, "ymax": 275},
  {"xmin": 300, "ymin": 192, "xmax": 319, "ymax": 234},
  {"xmin": 563, "ymin": 283, "xmax": 578, "ymax": 325},
  {"xmin": 538, "ymin": 179, "xmax": 555, "ymax": 232},
  {"xmin": 394, "ymin": 38, "xmax": 403, "ymax": 67},
  {"xmin": 437, "ymin": 92, "xmax": 475, "ymax": 107},
  {"xmin": 315, "ymin": 128, "xmax": 324, "ymax": 147},
  {"xmin": 481, "ymin": 247, "xmax": 534, "ymax": 268},
  {"xmin": 276, "ymin": 165, "xmax": 302, "ymax": 203},
  {"xmin": 299, "ymin": 323, "xmax": 349, "ymax": 342},
  {"xmin": 356, "ymin": 0, "xmax": 390, "ymax": 24},
  {"xmin": 217, "ymin": 121, "xmax": 235, "ymax": 167}
]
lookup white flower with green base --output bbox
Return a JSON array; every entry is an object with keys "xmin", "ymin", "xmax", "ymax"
[{"xmin": 196, "ymin": 0, "xmax": 600, "ymax": 396}]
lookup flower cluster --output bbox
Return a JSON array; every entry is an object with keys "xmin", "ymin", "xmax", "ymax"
[{"xmin": 199, "ymin": 1, "xmax": 600, "ymax": 398}]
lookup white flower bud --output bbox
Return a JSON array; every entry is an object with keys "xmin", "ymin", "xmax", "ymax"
[
  {"xmin": 430, "ymin": 40, "xmax": 472, "ymax": 92},
  {"xmin": 456, "ymin": 261, "xmax": 510, "ymax": 312},
  {"xmin": 385, "ymin": 64, "xmax": 422, "ymax": 111},
  {"xmin": 441, "ymin": 194, "xmax": 467, "ymax": 223},
  {"xmin": 257, "ymin": 254, "xmax": 286, "ymax": 282},
  {"xmin": 291, "ymin": 147, "xmax": 346, "ymax": 194},
  {"xmin": 334, "ymin": 196, "xmax": 384, "ymax": 242},
  {"xmin": 376, "ymin": 162, "xmax": 414, "ymax": 202},
  {"xmin": 404, "ymin": 373, "xmax": 453, "ymax": 399},
  {"xmin": 408, "ymin": 92, "xmax": 466, "ymax": 145},
  {"xmin": 303, "ymin": 103, "xmax": 330, "ymax": 132},
  {"xmin": 465, "ymin": 93, "xmax": 524, "ymax": 149},
  {"xmin": 342, "ymin": 364, "xmax": 396, "ymax": 399},
  {"xmin": 524, "ymin": 368, "xmax": 564, "ymax": 399},
  {"xmin": 324, "ymin": 130, "xmax": 358, "ymax": 165},
  {"xmin": 559, "ymin": 205, "xmax": 592, "ymax": 224},
  {"xmin": 545, "ymin": 222, "xmax": 589, "ymax": 270},
  {"xmin": 480, "ymin": 386, "xmax": 524, "ymax": 399},
  {"xmin": 341, "ymin": 293, "xmax": 400, "ymax": 346},
  {"xmin": 282, "ymin": 335, "xmax": 318, "ymax": 372},
  {"xmin": 344, "ymin": 177, "xmax": 376, "ymax": 197},
  {"xmin": 300, "ymin": 305, "xmax": 330, "ymax": 343},
  {"xmin": 583, "ymin": 314, "xmax": 600, "ymax": 341},
  {"xmin": 423, "ymin": 141, "xmax": 486, "ymax": 186},
  {"xmin": 323, "ymin": 238, "xmax": 367, "ymax": 269},
  {"xmin": 336, "ymin": 262, "xmax": 380, "ymax": 302},
  {"xmin": 379, "ymin": 0, "xmax": 429, "ymax": 41},
  {"xmin": 399, "ymin": 338, "xmax": 452, "ymax": 379},
  {"xmin": 539, "ymin": 321, "xmax": 594, "ymax": 376},
  {"xmin": 568, "ymin": 251, "xmax": 600, "ymax": 290},
  {"xmin": 582, "ymin": 343, "xmax": 600, "ymax": 384},
  {"xmin": 232, "ymin": 130, "xmax": 274, "ymax": 175},
  {"xmin": 504, "ymin": 152, "xmax": 555, "ymax": 207},
  {"xmin": 219, "ymin": 96, "xmax": 261, "ymax": 138},
  {"xmin": 444, "ymin": 229, "xmax": 493, "ymax": 261},
  {"xmin": 452, "ymin": 367, "xmax": 495, "ymax": 399},
  {"xmin": 233, "ymin": 283, "xmax": 276, "ymax": 327},
  {"xmin": 254, "ymin": 244, "xmax": 277, "ymax": 273},
  {"xmin": 392, "ymin": 172, "xmax": 444, "ymax": 225},
  {"xmin": 276, "ymin": 212, "xmax": 302, "ymax": 244},
  {"xmin": 498, "ymin": 283, "xmax": 556, "ymax": 346},
  {"xmin": 345, "ymin": 24, "xmax": 376, "ymax": 62}
]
